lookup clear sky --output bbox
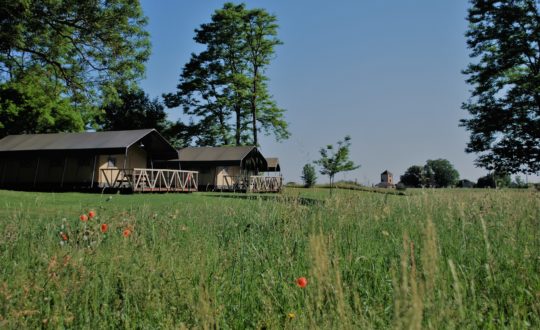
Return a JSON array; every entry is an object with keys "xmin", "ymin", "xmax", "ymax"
[{"xmin": 139, "ymin": 0, "xmax": 537, "ymax": 184}]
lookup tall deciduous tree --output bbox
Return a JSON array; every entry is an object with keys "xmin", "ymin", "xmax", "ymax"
[
  {"xmin": 424, "ymin": 159, "xmax": 460, "ymax": 188},
  {"xmin": 0, "ymin": 67, "xmax": 83, "ymax": 137},
  {"xmin": 400, "ymin": 165, "xmax": 424, "ymax": 188},
  {"xmin": 461, "ymin": 0, "xmax": 540, "ymax": 174},
  {"xmin": 314, "ymin": 136, "xmax": 360, "ymax": 193},
  {"xmin": 0, "ymin": 0, "xmax": 150, "ymax": 135},
  {"xmin": 164, "ymin": 2, "xmax": 289, "ymax": 146}
]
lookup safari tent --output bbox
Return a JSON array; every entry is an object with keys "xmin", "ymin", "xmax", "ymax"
[
  {"xmin": 175, "ymin": 146, "xmax": 282, "ymax": 192},
  {"xmin": 0, "ymin": 129, "xmax": 197, "ymax": 192}
]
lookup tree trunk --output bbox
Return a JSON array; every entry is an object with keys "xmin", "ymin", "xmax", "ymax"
[
  {"xmin": 218, "ymin": 110, "xmax": 229, "ymax": 145},
  {"xmin": 235, "ymin": 105, "xmax": 241, "ymax": 145},
  {"xmin": 251, "ymin": 66, "xmax": 258, "ymax": 146}
]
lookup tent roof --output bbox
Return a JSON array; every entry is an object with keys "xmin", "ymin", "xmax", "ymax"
[
  {"xmin": 178, "ymin": 146, "xmax": 258, "ymax": 162},
  {"xmin": 0, "ymin": 129, "xmax": 158, "ymax": 151},
  {"xmin": 0, "ymin": 129, "xmax": 178, "ymax": 159},
  {"xmin": 265, "ymin": 157, "xmax": 280, "ymax": 171}
]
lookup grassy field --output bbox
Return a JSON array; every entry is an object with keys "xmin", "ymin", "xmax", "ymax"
[{"xmin": 0, "ymin": 187, "xmax": 538, "ymax": 328}]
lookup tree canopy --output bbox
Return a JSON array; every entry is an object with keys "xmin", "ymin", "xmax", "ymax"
[
  {"xmin": 399, "ymin": 160, "xmax": 459, "ymax": 188},
  {"xmin": 0, "ymin": 0, "xmax": 151, "ymax": 136},
  {"xmin": 400, "ymin": 165, "xmax": 424, "ymax": 188},
  {"xmin": 99, "ymin": 89, "xmax": 169, "ymax": 132},
  {"xmin": 461, "ymin": 0, "xmax": 540, "ymax": 174},
  {"xmin": 164, "ymin": 2, "xmax": 289, "ymax": 146},
  {"xmin": 424, "ymin": 159, "xmax": 460, "ymax": 188},
  {"xmin": 301, "ymin": 163, "xmax": 317, "ymax": 188}
]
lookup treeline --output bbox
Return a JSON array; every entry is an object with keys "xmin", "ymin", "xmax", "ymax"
[
  {"xmin": 0, "ymin": 1, "xmax": 289, "ymax": 147},
  {"xmin": 399, "ymin": 159, "xmax": 529, "ymax": 188}
]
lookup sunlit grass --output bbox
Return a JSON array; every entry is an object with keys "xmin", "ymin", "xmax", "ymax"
[{"xmin": 0, "ymin": 188, "xmax": 538, "ymax": 328}]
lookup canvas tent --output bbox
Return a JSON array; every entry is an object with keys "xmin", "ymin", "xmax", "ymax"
[
  {"xmin": 172, "ymin": 146, "xmax": 267, "ymax": 190},
  {"xmin": 265, "ymin": 158, "xmax": 281, "ymax": 172},
  {"xmin": 0, "ymin": 129, "xmax": 185, "ymax": 190}
]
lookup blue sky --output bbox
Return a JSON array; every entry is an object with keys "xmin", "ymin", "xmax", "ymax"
[{"xmin": 139, "ymin": 0, "xmax": 537, "ymax": 184}]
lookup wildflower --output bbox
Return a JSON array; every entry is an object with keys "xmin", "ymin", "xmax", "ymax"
[
  {"xmin": 287, "ymin": 312, "xmax": 296, "ymax": 319},
  {"xmin": 101, "ymin": 224, "xmax": 108, "ymax": 233},
  {"xmin": 88, "ymin": 211, "xmax": 96, "ymax": 219},
  {"xmin": 296, "ymin": 277, "xmax": 308, "ymax": 288},
  {"xmin": 122, "ymin": 229, "xmax": 131, "ymax": 238},
  {"xmin": 60, "ymin": 232, "xmax": 68, "ymax": 241},
  {"xmin": 80, "ymin": 214, "xmax": 88, "ymax": 222}
]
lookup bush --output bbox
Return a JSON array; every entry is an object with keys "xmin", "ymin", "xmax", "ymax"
[{"xmin": 396, "ymin": 182, "xmax": 407, "ymax": 191}]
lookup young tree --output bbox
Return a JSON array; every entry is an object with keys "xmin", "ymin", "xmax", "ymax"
[
  {"xmin": 164, "ymin": 3, "xmax": 289, "ymax": 146},
  {"xmin": 301, "ymin": 164, "xmax": 317, "ymax": 188},
  {"xmin": 314, "ymin": 136, "xmax": 360, "ymax": 193},
  {"xmin": 0, "ymin": 0, "xmax": 151, "ymax": 133},
  {"xmin": 461, "ymin": 0, "xmax": 540, "ymax": 175}
]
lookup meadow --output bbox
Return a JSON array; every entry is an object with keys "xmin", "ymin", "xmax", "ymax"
[{"xmin": 0, "ymin": 187, "xmax": 538, "ymax": 329}]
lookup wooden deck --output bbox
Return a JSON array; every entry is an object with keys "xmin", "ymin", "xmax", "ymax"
[
  {"xmin": 101, "ymin": 168, "xmax": 198, "ymax": 192},
  {"xmin": 221, "ymin": 175, "xmax": 282, "ymax": 193}
]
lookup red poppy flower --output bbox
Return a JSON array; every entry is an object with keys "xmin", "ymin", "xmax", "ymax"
[
  {"xmin": 296, "ymin": 277, "xmax": 308, "ymax": 288},
  {"xmin": 60, "ymin": 232, "xmax": 68, "ymax": 241},
  {"xmin": 88, "ymin": 211, "xmax": 96, "ymax": 219},
  {"xmin": 122, "ymin": 229, "xmax": 131, "ymax": 237},
  {"xmin": 100, "ymin": 224, "xmax": 108, "ymax": 233},
  {"xmin": 80, "ymin": 214, "xmax": 88, "ymax": 222}
]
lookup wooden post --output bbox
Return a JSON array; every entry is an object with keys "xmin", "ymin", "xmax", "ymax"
[
  {"xmin": 90, "ymin": 155, "xmax": 97, "ymax": 188},
  {"xmin": 0, "ymin": 159, "xmax": 6, "ymax": 186},
  {"xmin": 60, "ymin": 157, "xmax": 67, "ymax": 188},
  {"xmin": 33, "ymin": 157, "xmax": 40, "ymax": 187},
  {"xmin": 123, "ymin": 148, "xmax": 128, "ymax": 170}
]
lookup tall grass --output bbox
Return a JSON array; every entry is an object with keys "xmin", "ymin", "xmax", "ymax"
[{"xmin": 0, "ymin": 188, "xmax": 538, "ymax": 328}]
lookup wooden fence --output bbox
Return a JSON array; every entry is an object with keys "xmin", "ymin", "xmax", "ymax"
[
  {"xmin": 101, "ymin": 168, "xmax": 198, "ymax": 192},
  {"xmin": 221, "ymin": 175, "xmax": 282, "ymax": 193}
]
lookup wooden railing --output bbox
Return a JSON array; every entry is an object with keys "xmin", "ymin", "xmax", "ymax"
[
  {"xmin": 101, "ymin": 168, "xmax": 198, "ymax": 192},
  {"xmin": 249, "ymin": 175, "xmax": 283, "ymax": 193},
  {"xmin": 221, "ymin": 175, "xmax": 282, "ymax": 193}
]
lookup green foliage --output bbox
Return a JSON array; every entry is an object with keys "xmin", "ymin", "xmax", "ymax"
[
  {"xmin": 0, "ymin": 189, "xmax": 538, "ymax": 328},
  {"xmin": 0, "ymin": 68, "xmax": 85, "ymax": 137},
  {"xmin": 461, "ymin": 0, "xmax": 540, "ymax": 174},
  {"xmin": 401, "ymin": 160, "xmax": 459, "ymax": 188},
  {"xmin": 164, "ymin": 2, "xmax": 289, "ymax": 146},
  {"xmin": 0, "ymin": 0, "xmax": 150, "ymax": 133},
  {"xmin": 400, "ymin": 165, "xmax": 424, "ymax": 188},
  {"xmin": 301, "ymin": 164, "xmax": 317, "ymax": 187},
  {"xmin": 99, "ymin": 89, "xmax": 169, "ymax": 132},
  {"xmin": 314, "ymin": 135, "xmax": 359, "ymax": 189},
  {"xmin": 476, "ymin": 172, "xmax": 511, "ymax": 188},
  {"xmin": 424, "ymin": 159, "xmax": 460, "ymax": 188}
]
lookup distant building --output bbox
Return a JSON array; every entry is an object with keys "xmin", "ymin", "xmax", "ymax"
[{"xmin": 375, "ymin": 170, "xmax": 396, "ymax": 188}]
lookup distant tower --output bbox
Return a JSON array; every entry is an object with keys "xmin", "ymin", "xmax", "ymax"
[
  {"xmin": 381, "ymin": 170, "xmax": 393, "ymax": 184},
  {"xmin": 376, "ymin": 170, "xmax": 395, "ymax": 188}
]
